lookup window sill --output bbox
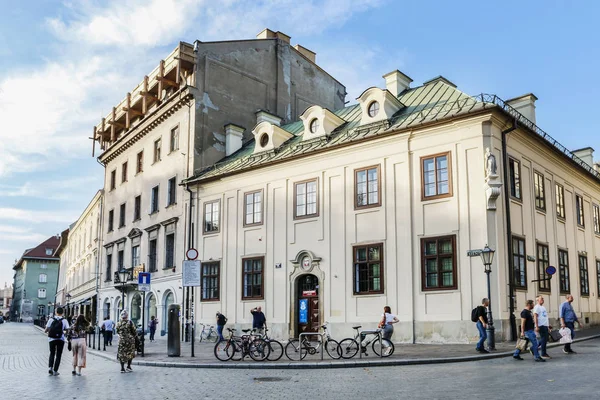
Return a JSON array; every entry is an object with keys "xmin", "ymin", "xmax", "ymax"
[
  {"xmin": 200, "ymin": 298, "xmax": 220, "ymax": 302},
  {"xmin": 535, "ymin": 208, "xmax": 546, "ymax": 214},
  {"xmin": 162, "ymin": 266, "xmax": 174, "ymax": 270},
  {"xmin": 149, "ymin": 210, "xmax": 159, "ymax": 216},
  {"xmin": 352, "ymin": 292, "xmax": 385, "ymax": 298},
  {"xmin": 107, "ymin": 229, "xmax": 114, "ymax": 233},
  {"xmin": 202, "ymin": 230, "xmax": 220, "ymax": 236},
  {"xmin": 577, "ymin": 225, "xmax": 585, "ymax": 231},
  {"xmin": 151, "ymin": 160, "xmax": 161, "ymax": 165},
  {"xmin": 509, "ymin": 196, "xmax": 522, "ymax": 203},
  {"xmin": 132, "ymin": 218, "xmax": 141, "ymax": 223},
  {"xmin": 421, "ymin": 193, "xmax": 453, "ymax": 202},
  {"xmin": 135, "ymin": 171, "xmax": 143, "ymax": 176},
  {"xmin": 557, "ymin": 216, "xmax": 566, "ymax": 223},
  {"xmin": 165, "ymin": 203, "xmax": 177, "ymax": 209},
  {"xmin": 514, "ymin": 287, "xmax": 528, "ymax": 292},
  {"xmin": 241, "ymin": 297, "xmax": 265, "ymax": 302},
  {"xmin": 168, "ymin": 150, "xmax": 179, "ymax": 156},
  {"xmin": 420, "ymin": 287, "xmax": 458, "ymax": 294},
  {"xmin": 118, "ymin": 225, "xmax": 125, "ymax": 229},
  {"xmin": 294, "ymin": 214, "xmax": 319, "ymax": 221},
  {"xmin": 243, "ymin": 223, "xmax": 264, "ymax": 229}
]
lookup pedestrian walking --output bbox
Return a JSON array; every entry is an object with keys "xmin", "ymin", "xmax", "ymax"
[
  {"xmin": 45, "ymin": 306, "xmax": 69, "ymax": 376},
  {"xmin": 513, "ymin": 300, "xmax": 545, "ymax": 362},
  {"xmin": 532, "ymin": 295, "xmax": 551, "ymax": 359},
  {"xmin": 216, "ymin": 311, "xmax": 227, "ymax": 341},
  {"xmin": 148, "ymin": 316, "xmax": 158, "ymax": 342},
  {"xmin": 474, "ymin": 298, "xmax": 490, "ymax": 353},
  {"xmin": 116, "ymin": 310, "xmax": 136, "ymax": 373},
  {"xmin": 101, "ymin": 317, "xmax": 111, "ymax": 350},
  {"xmin": 70, "ymin": 315, "xmax": 89, "ymax": 376},
  {"xmin": 251, "ymin": 306, "xmax": 266, "ymax": 335},
  {"xmin": 379, "ymin": 306, "xmax": 399, "ymax": 341},
  {"xmin": 560, "ymin": 294, "xmax": 583, "ymax": 354}
]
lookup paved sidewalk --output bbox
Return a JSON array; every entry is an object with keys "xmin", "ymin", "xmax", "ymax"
[{"xmin": 35, "ymin": 325, "xmax": 600, "ymax": 369}]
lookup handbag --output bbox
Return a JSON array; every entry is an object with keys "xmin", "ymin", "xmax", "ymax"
[
  {"xmin": 559, "ymin": 327, "xmax": 573, "ymax": 344},
  {"xmin": 67, "ymin": 340, "xmax": 72, "ymax": 351},
  {"xmin": 549, "ymin": 329, "xmax": 562, "ymax": 342},
  {"xmin": 515, "ymin": 337, "xmax": 529, "ymax": 351}
]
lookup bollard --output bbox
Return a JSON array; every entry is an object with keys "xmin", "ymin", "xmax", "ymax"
[{"xmin": 167, "ymin": 304, "xmax": 181, "ymax": 357}]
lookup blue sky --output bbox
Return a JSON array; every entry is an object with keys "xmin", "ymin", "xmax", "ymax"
[{"xmin": 1, "ymin": 0, "xmax": 599, "ymax": 286}]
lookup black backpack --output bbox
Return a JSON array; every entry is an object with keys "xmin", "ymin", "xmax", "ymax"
[
  {"xmin": 217, "ymin": 314, "xmax": 227, "ymax": 326},
  {"xmin": 471, "ymin": 307, "xmax": 479, "ymax": 323},
  {"xmin": 48, "ymin": 317, "xmax": 64, "ymax": 339}
]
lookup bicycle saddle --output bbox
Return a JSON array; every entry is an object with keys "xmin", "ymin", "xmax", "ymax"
[
  {"xmin": 242, "ymin": 329, "xmax": 252, "ymax": 333},
  {"xmin": 352, "ymin": 325, "xmax": 362, "ymax": 329}
]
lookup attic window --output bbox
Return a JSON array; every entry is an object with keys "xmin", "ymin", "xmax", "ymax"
[
  {"xmin": 368, "ymin": 101, "xmax": 380, "ymax": 117},
  {"xmin": 45, "ymin": 249, "xmax": 53, "ymax": 256},
  {"xmin": 259, "ymin": 133, "xmax": 269, "ymax": 148},
  {"xmin": 309, "ymin": 118, "xmax": 319, "ymax": 133}
]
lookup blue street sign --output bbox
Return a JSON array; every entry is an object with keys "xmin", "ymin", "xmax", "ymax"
[
  {"xmin": 299, "ymin": 299, "xmax": 308, "ymax": 324},
  {"xmin": 138, "ymin": 272, "xmax": 151, "ymax": 285},
  {"xmin": 546, "ymin": 266, "xmax": 557, "ymax": 275}
]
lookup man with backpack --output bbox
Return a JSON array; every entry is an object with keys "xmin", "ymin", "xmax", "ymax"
[
  {"xmin": 472, "ymin": 298, "xmax": 490, "ymax": 353},
  {"xmin": 44, "ymin": 307, "xmax": 69, "ymax": 376},
  {"xmin": 216, "ymin": 311, "xmax": 227, "ymax": 341}
]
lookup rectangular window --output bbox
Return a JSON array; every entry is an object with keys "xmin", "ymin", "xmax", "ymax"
[
  {"xmin": 556, "ymin": 183, "xmax": 565, "ymax": 219},
  {"xmin": 136, "ymin": 151, "xmax": 143, "ymax": 174},
  {"xmin": 134, "ymin": 195, "xmax": 141, "ymax": 221},
  {"xmin": 597, "ymin": 260, "xmax": 600, "ymax": 300},
  {"xmin": 294, "ymin": 179, "xmax": 318, "ymax": 218},
  {"xmin": 153, "ymin": 138, "xmax": 161, "ymax": 163},
  {"xmin": 201, "ymin": 262, "xmax": 220, "ymax": 301},
  {"xmin": 558, "ymin": 249, "xmax": 570, "ymax": 294},
  {"xmin": 242, "ymin": 257, "xmax": 264, "ymax": 300},
  {"xmin": 509, "ymin": 158, "xmax": 521, "ymax": 199},
  {"xmin": 122, "ymin": 161, "xmax": 128, "ymax": 183},
  {"xmin": 512, "ymin": 236, "xmax": 527, "ymax": 289},
  {"xmin": 39, "ymin": 274, "xmax": 47, "ymax": 283},
  {"xmin": 165, "ymin": 233, "xmax": 175, "ymax": 268},
  {"xmin": 355, "ymin": 165, "xmax": 381, "ymax": 208},
  {"xmin": 119, "ymin": 203, "xmax": 126, "ymax": 228},
  {"xmin": 203, "ymin": 200, "xmax": 220, "ymax": 234},
  {"xmin": 353, "ymin": 243, "xmax": 384, "ymax": 294},
  {"xmin": 576, "ymin": 195, "xmax": 585, "ymax": 227},
  {"xmin": 38, "ymin": 288, "xmax": 46, "ymax": 299},
  {"xmin": 117, "ymin": 250, "xmax": 124, "ymax": 269},
  {"xmin": 421, "ymin": 153, "xmax": 451, "ymax": 200},
  {"xmin": 594, "ymin": 205, "xmax": 600, "ymax": 234},
  {"xmin": 40, "ymin": 264, "xmax": 47, "ymax": 269},
  {"xmin": 167, "ymin": 177, "xmax": 176, "ymax": 206},
  {"xmin": 579, "ymin": 255, "xmax": 589, "ymax": 296},
  {"xmin": 110, "ymin": 170, "xmax": 116, "ymax": 190},
  {"xmin": 131, "ymin": 245, "xmax": 140, "ymax": 267},
  {"xmin": 244, "ymin": 190, "xmax": 263, "ymax": 226},
  {"xmin": 106, "ymin": 254, "xmax": 112, "ymax": 281},
  {"xmin": 421, "ymin": 236, "xmax": 456, "ymax": 290},
  {"xmin": 170, "ymin": 126, "xmax": 179, "ymax": 152},
  {"xmin": 536, "ymin": 243, "xmax": 550, "ymax": 292},
  {"xmin": 533, "ymin": 171, "xmax": 545, "ymax": 211},
  {"xmin": 151, "ymin": 186, "xmax": 159, "ymax": 213},
  {"xmin": 148, "ymin": 239, "xmax": 158, "ymax": 272},
  {"xmin": 107, "ymin": 209, "xmax": 114, "ymax": 232}
]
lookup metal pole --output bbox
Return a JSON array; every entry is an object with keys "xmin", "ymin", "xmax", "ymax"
[
  {"xmin": 486, "ymin": 269, "xmax": 496, "ymax": 350},
  {"xmin": 191, "ymin": 287, "xmax": 195, "ymax": 357},
  {"xmin": 141, "ymin": 290, "xmax": 145, "ymax": 357}
]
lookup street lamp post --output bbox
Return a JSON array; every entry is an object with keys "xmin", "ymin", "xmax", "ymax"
[
  {"xmin": 48, "ymin": 302, "xmax": 54, "ymax": 318},
  {"xmin": 480, "ymin": 245, "xmax": 496, "ymax": 351},
  {"xmin": 65, "ymin": 293, "xmax": 72, "ymax": 318},
  {"xmin": 118, "ymin": 269, "xmax": 130, "ymax": 313}
]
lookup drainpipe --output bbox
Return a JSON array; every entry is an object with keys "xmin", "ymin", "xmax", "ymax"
[
  {"xmin": 501, "ymin": 120, "xmax": 517, "ymax": 341},
  {"xmin": 185, "ymin": 184, "xmax": 194, "ymax": 356}
]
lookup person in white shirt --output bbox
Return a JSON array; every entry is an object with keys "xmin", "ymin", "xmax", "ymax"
[
  {"xmin": 102, "ymin": 316, "xmax": 115, "ymax": 350},
  {"xmin": 379, "ymin": 306, "xmax": 399, "ymax": 341},
  {"xmin": 44, "ymin": 307, "xmax": 70, "ymax": 376},
  {"xmin": 533, "ymin": 295, "xmax": 551, "ymax": 359}
]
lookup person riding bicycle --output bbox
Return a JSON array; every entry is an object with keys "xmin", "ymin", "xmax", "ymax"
[{"xmin": 216, "ymin": 311, "xmax": 227, "ymax": 341}]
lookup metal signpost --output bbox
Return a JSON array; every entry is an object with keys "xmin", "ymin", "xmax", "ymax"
[
  {"xmin": 138, "ymin": 272, "xmax": 151, "ymax": 357},
  {"xmin": 183, "ymin": 249, "xmax": 200, "ymax": 357}
]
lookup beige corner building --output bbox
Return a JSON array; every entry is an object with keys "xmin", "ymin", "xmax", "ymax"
[{"xmin": 184, "ymin": 72, "xmax": 600, "ymax": 343}]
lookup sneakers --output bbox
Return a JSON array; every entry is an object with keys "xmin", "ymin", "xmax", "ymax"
[
  {"xmin": 513, "ymin": 355, "xmax": 524, "ymax": 361},
  {"xmin": 476, "ymin": 348, "xmax": 490, "ymax": 354},
  {"xmin": 53, "ymin": 371, "xmax": 60, "ymax": 376},
  {"xmin": 120, "ymin": 370, "xmax": 126, "ymax": 373},
  {"xmin": 534, "ymin": 358, "xmax": 546, "ymax": 362},
  {"xmin": 72, "ymin": 371, "xmax": 76, "ymax": 376},
  {"xmin": 541, "ymin": 354, "xmax": 552, "ymax": 359},
  {"xmin": 568, "ymin": 350, "xmax": 577, "ymax": 354},
  {"xmin": 48, "ymin": 369, "xmax": 53, "ymax": 375},
  {"xmin": 126, "ymin": 366, "xmax": 133, "ymax": 372}
]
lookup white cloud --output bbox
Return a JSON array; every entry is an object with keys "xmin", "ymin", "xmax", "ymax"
[
  {"xmin": 0, "ymin": 232, "xmax": 49, "ymax": 243},
  {"xmin": 0, "ymin": 225, "xmax": 30, "ymax": 234},
  {"xmin": 0, "ymin": 207, "xmax": 77, "ymax": 224},
  {"xmin": 0, "ymin": 176, "xmax": 101, "ymax": 200}
]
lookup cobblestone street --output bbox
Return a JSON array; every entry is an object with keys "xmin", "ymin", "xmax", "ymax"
[{"xmin": 1, "ymin": 322, "xmax": 600, "ymax": 399}]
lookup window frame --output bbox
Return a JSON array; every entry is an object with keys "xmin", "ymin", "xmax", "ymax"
[
  {"xmin": 242, "ymin": 256, "xmax": 264, "ymax": 300},
  {"xmin": 203, "ymin": 199, "xmax": 221, "ymax": 234},
  {"xmin": 200, "ymin": 261, "xmax": 220, "ymax": 301},
  {"xmin": 579, "ymin": 254, "xmax": 589, "ymax": 296},
  {"xmin": 167, "ymin": 176, "xmax": 177, "ymax": 207},
  {"xmin": 38, "ymin": 288, "xmax": 46, "ymax": 299},
  {"xmin": 536, "ymin": 243, "xmax": 550, "ymax": 292},
  {"xmin": 136, "ymin": 151, "xmax": 143, "ymax": 174},
  {"xmin": 131, "ymin": 244, "xmax": 140, "ymax": 267},
  {"xmin": 39, "ymin": 273, "xmax": 47, "ymax": 283},
  {"xmin": 105, "ymin": 253, "xmax": 113, "ymax": 282},
  {"xmin": 593, "ymin": 204, "xmax": 600, "ymax": 235},
  {"xmin": 151, "ymin": 185, "xmax": 159, "ymax": 214},
  {"xmin": 353, "ymin": 243, "xmax": 385, "ymax": 295},
  {"xmin": 420, "ymin": 235, "xmax": 457, "ymax": 291},
  {"xmin": 555, "ymin": 183, "xmax": 565, "ymax": 219},
  {"xmin": 596, "ymin": 259, "xmax": 600, "ymax": 301},
  {"xmin": 133, "ymin": 195, "xmax": 141, "ymax": 221},
  {"xmin": 121, "ymin": 161, "xmax": 128, "ymax": 183},
  {"xmin": 119, "ymin": 203, "xmax": 126, "ymax": 228},
  {"xmin": 558, "ymin": 248, "xmax": 570, "ymax": 294},
  {"xmin": 148, "ymin": 238, "xmax": 158, "ymax": 272},
  {"xmin": 153, "ymin": 138, "xmax": 162, "ymax": 163},
  {"xmin": 110, "ymin": 170, "xmax": 116, "ymax": 191},
  {"xmin": 512, "ymin": 236, "xmax": 527, "ymax": 289},
  {"xmin": 243, "ymin": 189, "xmax": 264, "ymax": 227},
  {"xmin": 354, "ymin": 164, "xmax": 382, "ymax": 210},
  {"xmin": 533, "ymin": 171, "xmax": 546, "ymax": 212},
  {"xmin": 420, "ymin": 152, "xmax": 452, "ymax": 201},
  {"xmin": 576, "ymin": 194, "xmax": 585, "ymax": 227},
  {"xmin": 169, "ymin": 125, "xmax": 179, "ymax": 153},
  {"xmin": 294, "ymin": 178, "xmax": 319, "ymax": 219},
  {"xmin": 164, "ymin": 232, "xmax": 175, "ymax": 269},
  {"xmin": 107, "ymin": 209, "xmax": 114, "ymax": 232},
  {"xmin": 508, "ymin": 158, "xmax": 521, "ymax": 200}
]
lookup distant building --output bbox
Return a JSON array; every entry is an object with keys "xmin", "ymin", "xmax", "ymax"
[
  {"xmin": 11, "ymin": 236, "xmax": 60, "ymax": 322},
  {"xmin": 0, "ymin": 283, "xmax": 13, "ymax": 317}
]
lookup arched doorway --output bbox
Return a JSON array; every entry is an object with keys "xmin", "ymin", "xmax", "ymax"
[
  {"xmin": 296, "ymin": 274, "xmax": 320, "ymax": 335},
  {"xmin": 146, "ymin": 293, "xmax": 157, "ymax": 328},
  {"xmin": 114, "ymin": 297, "xmax": 122, "ymax": 321},
  {"xmin": 131, "ymin": 293, "xmax": 142, "ymax": 326},
  {"xmin": 163, "ymin": 291, "xmax": 174, "ymax": 334}
]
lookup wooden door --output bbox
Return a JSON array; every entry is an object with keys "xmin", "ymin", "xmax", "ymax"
[{"xmin": 297, "ymin": 274, "xmax": 319, "ymax": 335}]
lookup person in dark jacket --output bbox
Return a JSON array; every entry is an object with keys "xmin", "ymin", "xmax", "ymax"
[
  {"xmin": 216, "ymin": 311, "xmax": 227, "ymax": 341},
  {"xmin": 475, "ymin": 298, "xmax": 489, "ymax": 353},
  {"xmin": 251, "ymin": 307, "xmax": 266, "ymax": 334}
]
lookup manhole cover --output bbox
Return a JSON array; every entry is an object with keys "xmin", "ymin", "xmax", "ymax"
[{"xmin": 254, "ymin": 377, "xmax": 290, "ymax": 382}]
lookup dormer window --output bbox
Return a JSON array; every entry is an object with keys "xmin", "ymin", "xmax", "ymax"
[
  {"xmin": 252, "ymin": 120, "xmax": 293, "ymax": 154},
  {"xmin": 260, "ymin": 133, "xmax": 269, "ymax": 148},
  {"xmin": 45, "ymin": 249, "xmax": 53, "ymax": 256},
  {"xmin": 299, "ymin": 105, "xmax": 345, "ymax": 141},
  {"xmin": 309, "ymin": 118, "xmax": 319, "ymax": 133},
  {"xmin": 368, "ymin": 101, "xmax": 380, "ymax": 117}
]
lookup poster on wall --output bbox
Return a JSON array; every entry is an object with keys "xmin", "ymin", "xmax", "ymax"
[{"xmin": 299, "ymin": 299, "xmax": 308, "ymax": 324}]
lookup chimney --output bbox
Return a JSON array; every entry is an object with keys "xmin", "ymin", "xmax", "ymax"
[
  {"xmin": 293, "ymin": 44, "xmax": 316, "ymax": 63},
  {"xmin": 256, "ymin": 110, "xmax": 282, "ymax": 126},
  {"xmin": 572, "ymin": 147, "xmax": 595, "ymax": 168},
  {"xmin": 224, "ymin": 124, "xmax": 244, "ymax": 156},
  {"xmin": 256, "ymin": 28, "xmax": 290, "ymax": 43},
  {"xmin": 383, "ymin": 70, "xmax": 413, "ymax": 97},
  {"xmin": 594, "ymin": 163, "xmax": 600, "ymax": 173},
  {"xmin": 506, "ymin": 93, "xmax": 538, "ymax": 124}
]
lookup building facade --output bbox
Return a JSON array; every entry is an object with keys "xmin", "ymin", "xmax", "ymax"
[
  {"xmin": 184, "ymin": 72, "xmax": 600, "ymax": 343},
  {"xmin": 11, "ymin": 236, "xmax": 60, "ymax": 322},
  {"xmin": 0, "ymin": 283, "xmax": 13, "ymax": 318},
  {"xmin": 93, "ymin": 29, "xmax": 346, "ymax": 335}
]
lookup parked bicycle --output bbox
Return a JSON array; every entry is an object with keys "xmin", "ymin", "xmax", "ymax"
[
  {"xmin": 214, "ymin": 328, "xmax": 270, "ymax": 361},
  {"xmin": 338, "ymin": 325, "xmax": 394, "ymax": 359},
  {"xmin": 252, "ymin": 326, "xmax": 284, "ymax": 361},
  {"xmin": 284, "ymin": 323, "xmax": 341, "ymax": 360},
  {"xmin": 198, "ymin": 323, "xmax": 219, "ymax": 343}
]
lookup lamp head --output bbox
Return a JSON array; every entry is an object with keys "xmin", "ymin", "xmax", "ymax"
[{"xmin": 480, "ymin": 244, "xmax": 495, "ymax": 269}]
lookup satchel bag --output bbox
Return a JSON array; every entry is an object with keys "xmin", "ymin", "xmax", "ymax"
[
  {"xmin": 559, "ymin": 327, "xmax": 573, "ymax": 344},
  {"xmin": 549, "ymin": 329, "xmax": 562, "ymax": 342},
  {"xmin": 515, "ymin": 337, "xmax": 529, "ymax": 351}
]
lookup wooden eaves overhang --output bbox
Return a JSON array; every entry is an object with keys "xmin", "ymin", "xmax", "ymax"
[{"xmin": 92, "ymin": 42, "xmax": 196, "ymax": 158}]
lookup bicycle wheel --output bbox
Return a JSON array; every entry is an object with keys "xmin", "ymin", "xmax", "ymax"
[
  {"xmin": 325, "ymin": 339, "xmax": 341, "ymax": 359},
  {"xmin": 214, "ymin": 340, "xmax": 233, "ymax": 361},
  {"xmin": 285, "ymin": 339, "xmax": 307, "ymax": 361},
  {"xmin": 230, "ymin": 339, "xmax": 243, "ymax": 361},
  {"xmin": 207, "ymin": 331, "xmax": 219, "ymax": 343},
  {"xmin": 338, "ymin": 338, "xmax": 359, "ymax": 359},
  {"xmin": 371, "ymin": 338, "xmax": 394, "ymax": 357},
  {"xmin": 266, "ymin": 339, "xmax": 284, "ymax": 361},
  {"xmin": 249, "ymin": 338, "xmax": 270, "ymax": 361}
]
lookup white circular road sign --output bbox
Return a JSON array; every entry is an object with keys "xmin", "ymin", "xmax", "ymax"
[{"xmin": 186, "ymin": 248, "xmax": 199, "ymax": 260}]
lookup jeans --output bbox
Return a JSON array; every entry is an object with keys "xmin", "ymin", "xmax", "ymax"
[
  {"xmin": 382, "ymin": 324, "xmax": 394, "ymax": 341},
  {"xmin": 564, "ymin": 321, "xmax": 575, "ymax": 351},
  {"xmin": 476, "ymin": 321, "xmax": 487, "ymax": 350},
  {"xmin": 514, "ymin": 329, "xmax": 540, "ymax": 359},
  {"xmin": 538, "ymin": 326, "xmax": 549, "ymax": 356},
  {"xmin": 48, "ymin": 340, "xmax": 65, "ymax": 372},
  {"xmin": 217, "ymin": 325, "xmax": 224, "ymax": 341},
  {"xmin": 149, "ymin": 328, "xmax": 156, "ymax": 341}
]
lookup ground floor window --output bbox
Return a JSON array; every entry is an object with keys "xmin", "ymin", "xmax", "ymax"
[
  {"xmin": 242, "ymin": 257, "xmax": 263, "ymax": 300},
  {"xmin": 353, "ymin": 243, "xmax": 384, "ymax": 294},
  {"xmin": 421, "ymin": 236, "xmax": 456, "ymax": 290},
  {"xmin": 579, "ymin": 255, "xmax": 589, "ymax": 296},
  {"xmin": 201, "ymin": 262, "xmax": 220, "ymax": 301}
]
